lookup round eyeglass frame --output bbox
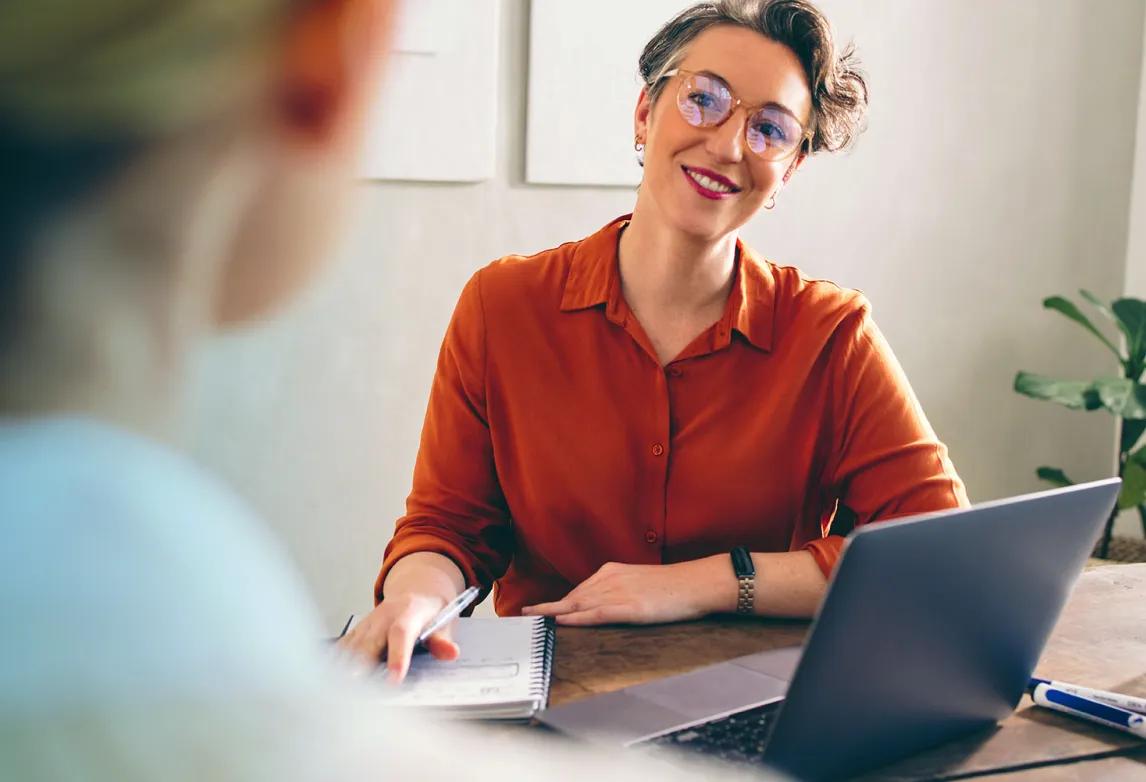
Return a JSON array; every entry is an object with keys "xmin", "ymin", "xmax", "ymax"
[{"xmin": 658, "ymin": 68, "xmax": 811, "ymax": 162}]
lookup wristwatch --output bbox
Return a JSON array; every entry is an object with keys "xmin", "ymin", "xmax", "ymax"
[{"xmin": 730, "ymin": 546, "xmax": 756, "ymax": 615}]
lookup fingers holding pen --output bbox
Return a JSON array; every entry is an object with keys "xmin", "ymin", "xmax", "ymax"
[
  {"xmin": 337, "ymin": 593, "xmax": 452, "ymax": 682},
  {"xmin": 384, "ymin": 611, "xmax": 461, "ymax": 683},
  {"xmin": 422, "ymin": 628, "xmax": 461, "ymax": 661}
]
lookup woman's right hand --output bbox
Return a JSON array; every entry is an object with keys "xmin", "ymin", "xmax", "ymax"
[{"xmin": 338, "ymin": 592, "xmax": 461, "ymax": 683}]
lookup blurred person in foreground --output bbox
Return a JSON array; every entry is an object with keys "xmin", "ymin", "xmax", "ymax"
[{"xmin": 0, "ymin": 1, "xmax": 776, "ymax": 779}]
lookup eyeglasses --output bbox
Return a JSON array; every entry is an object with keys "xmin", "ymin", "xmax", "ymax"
[{"xmin": 660, "ymin": 69, "xmax": 809, "ymax": 162}]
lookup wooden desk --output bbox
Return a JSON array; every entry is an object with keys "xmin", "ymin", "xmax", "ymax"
[{"xmin": 548, "ymin": 564, "xmax": 1146, "ymax": 780}]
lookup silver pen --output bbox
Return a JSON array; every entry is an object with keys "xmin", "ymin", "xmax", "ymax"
[{"xmin": 416, "ymin": 586, "xmax": 480, "ymax": 648}]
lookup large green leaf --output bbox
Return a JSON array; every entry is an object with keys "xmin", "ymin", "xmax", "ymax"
[
  {"xmin": 1044, "ymin": 296, "xmax": 1123, "ymax": 360},
  {"xmin": 1122, "ymin": 419, "xmax": 1146, "ymax": 455},
  {"xmin": 1014, "ymin": 373, "xmax": 1146, "ymax": 418},
  {"xmin": 1014, "ymin": 372, "xmax": 1103, "ymax": 410},
  {"xmin": 1118, "ymin": 446, "xmax": 1146, "ymax": 510},
  {"xmin": 1119, "ymin": 458, "xmax": 1146, "ymax": 509},
  {"xmin": 1094, "ymin": 378, "xmax": 1146, "ymax": 419},
  {"xmin": 1112, "ymin": 298, "xmax": 1146, "ymax": 369},
  {"xmin": 1037, "ymin": 466, "xmax": 1074, "ymax": 487},
  {"xmin": 1130, "ymin": 445, "xmax": 1146, "ymax": 468}
]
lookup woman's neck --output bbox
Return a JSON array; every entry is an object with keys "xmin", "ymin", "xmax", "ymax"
[
  {"xmin": 0, "ymin": 136, "xmax": 248, "ymax": 438},
  {"xmin": 0, "ymin": 217, "xmax": 195, "ymax": 437},
  {"xmin": 618, "ymin": 198, "xmax": 738, "ymax": 318}
]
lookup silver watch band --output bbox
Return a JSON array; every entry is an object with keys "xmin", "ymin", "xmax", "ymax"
[{"xmin": 736, "ymin": 575, "xmax": 755, "ymax": 614}]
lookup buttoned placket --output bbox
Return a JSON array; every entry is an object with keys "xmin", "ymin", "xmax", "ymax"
[
  {"xmin": 597, "ymin": 237, "xmax": 760, "ymax": 561},
  {"xmin": 610, "ymin": 309, "xmax": 673, "ymax": 560},
  {"xmin": 646, "ymin": 364, "xmax": 671, "ymax": 558}
]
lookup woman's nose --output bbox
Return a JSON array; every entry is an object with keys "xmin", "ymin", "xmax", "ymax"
[{"xmin": 705, "ymin": 107, "xmax": 747, "ymax": 163}]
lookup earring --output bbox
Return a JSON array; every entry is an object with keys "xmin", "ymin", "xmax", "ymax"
[
  {"xmin": 764, "ymin": 194, "xmax": 777, "ymax": 210},
  {"xmin": 634, "ymin": 138, "xmax": 645, "ymax": 166}
]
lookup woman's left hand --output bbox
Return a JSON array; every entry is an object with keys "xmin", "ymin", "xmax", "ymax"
[{"xmin": 521, "ymin": 558, "xmax": 731, "ymax": 625}]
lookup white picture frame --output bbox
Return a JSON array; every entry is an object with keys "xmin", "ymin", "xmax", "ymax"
[{"xmin": 359, "ymin": 0, "xmax": 499, "ymax": 182}]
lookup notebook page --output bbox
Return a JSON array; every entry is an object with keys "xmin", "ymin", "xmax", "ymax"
[{"xmin": 378, "ymin": 617, "xmax": 543, "ymax": 708}]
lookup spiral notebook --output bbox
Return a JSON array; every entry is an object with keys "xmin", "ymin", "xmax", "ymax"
[{"xmin": 379, "ymin": 616, "xmax": 555, "ymax": 720}]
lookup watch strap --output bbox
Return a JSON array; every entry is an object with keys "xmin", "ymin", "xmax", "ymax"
[{"xmin": 730, "ymin": 546, "xmax": 756, "ymax": 615}]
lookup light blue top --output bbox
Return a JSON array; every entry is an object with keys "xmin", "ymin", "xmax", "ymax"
[{"xmin": 0, "ymin": 416, "xmax": 327, "ymax": 711}]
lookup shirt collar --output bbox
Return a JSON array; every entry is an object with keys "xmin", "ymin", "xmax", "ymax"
[
  {"xmin": 724, "ymin": 242, "xmax": 776, "ymax": 352},
  {"xmin": 559, "ymin": 215, "xmax": 628, "ymax": 317},
  {"xmin": 560, "ymin": 214, "xmax": 775, "ymax": 352}
]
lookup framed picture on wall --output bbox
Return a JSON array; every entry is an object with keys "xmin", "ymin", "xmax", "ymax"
[{"xmin": 359, "ymin": 0, "xmax": 499, "ymax": 183}]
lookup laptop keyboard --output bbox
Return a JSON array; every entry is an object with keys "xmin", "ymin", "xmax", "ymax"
[{"xmin": 643, "ymin": 701, "xmax": 782, "ymax": 765}]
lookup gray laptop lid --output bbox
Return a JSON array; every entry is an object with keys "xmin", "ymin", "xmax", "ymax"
[{"xmin": 761, "ymin": 478, "xmax": 1120, "ymax": 780}]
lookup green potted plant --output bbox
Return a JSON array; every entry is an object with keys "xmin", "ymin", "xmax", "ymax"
[{"xmin": 1014, "ymin": 292, "xmax": 1146, "ymax": 558}]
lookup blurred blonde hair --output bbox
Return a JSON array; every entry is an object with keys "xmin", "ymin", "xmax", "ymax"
[
  {"xmin": 0, "ymin": 0, "xmax": 299, "ymax": 138},
  {"xmin": 0, "ymin": 0, "xmax": 310, "ymax": 343}
]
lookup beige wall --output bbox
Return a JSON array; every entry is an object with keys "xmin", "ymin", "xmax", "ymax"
[
  {"xmin": 189, "ymin": 0, "xmax": 1145, "ymax": 627},
  {"xmin": 1119, "ymin": 2, "xmax": 1146, "ymax": 537},
  {"xmin": 1127, "ymin": 3, "xmax": 1146, "ymax": 312}
]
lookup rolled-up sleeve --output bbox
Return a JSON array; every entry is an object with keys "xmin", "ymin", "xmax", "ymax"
[
  {"xmin": 375, "ymin": 271, "xmax": 514, "ymax": 604},
  {"xmin": 804, "ymin": 301, "xmax": 969, "ymax": 578}
]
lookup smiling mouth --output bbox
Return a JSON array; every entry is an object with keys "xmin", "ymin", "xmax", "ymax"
[{"xmin": 681, "ymin": 165, "xmax": 741, "ymax": 197}]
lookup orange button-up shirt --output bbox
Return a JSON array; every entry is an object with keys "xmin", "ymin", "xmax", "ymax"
[{"xmin": 378, "ymin": 216, "xmax": 968, "ymax": 616}]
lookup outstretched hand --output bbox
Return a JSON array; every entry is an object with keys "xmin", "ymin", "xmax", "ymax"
[{"xmin": 521, "ymin": 559, "xmax": 730, "ymax": 626}]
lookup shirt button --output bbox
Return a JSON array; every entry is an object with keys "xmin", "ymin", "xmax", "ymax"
[
  {"xmin": 645, "ymin": 530, "xmax": 658, "ymax": 544},
  {"xmin": 668, "ymin": 367, "xmax": 683, "ymax": 378},
  {"xmin": 651, "ymin": 443, "xmax": 664, "ymax": 457}
]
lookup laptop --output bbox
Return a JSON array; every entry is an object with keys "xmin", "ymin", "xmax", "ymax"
[{"xmin": 536, "ymin": 479, "xmax": 1120, "ymax": 780}]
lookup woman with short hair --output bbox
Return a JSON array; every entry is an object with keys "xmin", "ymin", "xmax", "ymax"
[{"xmin": 345, "ymin": 0, "xmax": 968, "ymax": 682}]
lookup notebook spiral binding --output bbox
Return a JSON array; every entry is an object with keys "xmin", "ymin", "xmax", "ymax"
[{"xmin": 529, "ymin": 616, "xmax": 557, "ymax": 709}]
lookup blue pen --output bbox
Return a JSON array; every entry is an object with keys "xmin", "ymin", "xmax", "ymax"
[{"xmin": 1028, "ymin": 681, "xmax": 1146, "ymax": 739}]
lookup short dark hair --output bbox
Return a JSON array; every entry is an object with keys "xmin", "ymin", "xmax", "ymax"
[{"xmin": 638, "ymin": 0, "xmax": 869, "ymax": 154}]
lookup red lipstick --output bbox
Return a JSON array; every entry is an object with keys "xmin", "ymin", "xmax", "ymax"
[{"xmin": 681, "ymin": 165, "xmax": 741, "ymax": 200}]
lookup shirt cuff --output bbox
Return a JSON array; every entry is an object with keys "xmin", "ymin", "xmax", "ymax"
[
  {"xmin": 803, "ymin": 535, "xmax": 845, "ymax": 580},
  {"xmin": 375, "ymin": 532, "xmax": 480, "ymax": 607}
]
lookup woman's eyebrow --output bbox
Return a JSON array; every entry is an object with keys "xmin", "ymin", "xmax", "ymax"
[{"xmin": 762, "ymin": 101, "xmax": 801, "ymax": 122}]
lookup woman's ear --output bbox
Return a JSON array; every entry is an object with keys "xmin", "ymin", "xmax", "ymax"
[
  {"xmin": 633, "ymin": 86, "xmax": 652, "ymax": 144},
  {"xmin": 275, "ymin": 0, "xmax": 396, "ymax": 146}
]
